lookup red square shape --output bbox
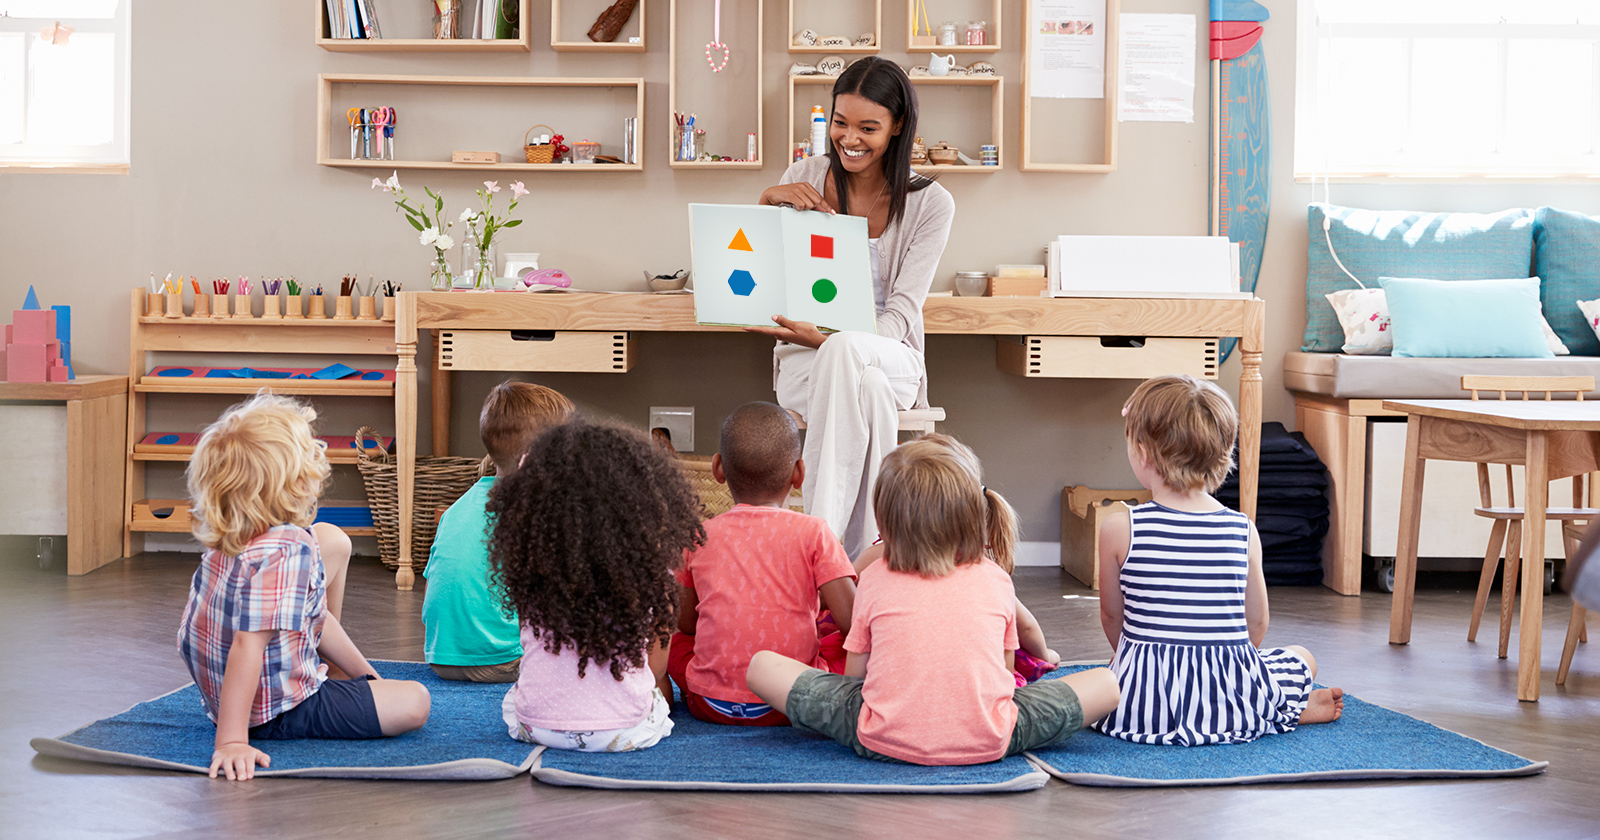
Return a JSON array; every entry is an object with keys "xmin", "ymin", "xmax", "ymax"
[{"xmin": 811, "ymin": 235, "xmax": 833, "ymax": 260}]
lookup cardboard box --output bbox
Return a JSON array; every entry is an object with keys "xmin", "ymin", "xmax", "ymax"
[
  {"xmin": 987, "ymin": 276, "xmax": 1049, "ymax": 297},
  {"xmin": 1061, "ymin": 485, "xmax": 1153, "ymax": 588}
]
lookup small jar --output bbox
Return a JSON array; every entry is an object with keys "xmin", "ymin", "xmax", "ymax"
[
  {"xmin": 938, "ymin": 21, "xmax": 958, "ymax": 46},
  {"xmin": 965, "ymin": 21, "xmax": 987, "ymax": 46},
  {"xmin": 954, "ymin": 271, "xmax": 989, "ymax": 297}
]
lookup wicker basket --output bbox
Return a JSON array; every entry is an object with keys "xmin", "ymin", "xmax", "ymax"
[
  {"xmin": 524, "ymin": 124, "xmax": 557, "ymax": 164},
  {"xmin": 676, "ymin": 455, "xmax": 803, "ymax": 519},
  {"xmin": 355, "ymin": 427, "xmax": 485, "ymax": 571}
]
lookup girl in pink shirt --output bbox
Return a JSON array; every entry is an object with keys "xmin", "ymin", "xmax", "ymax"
[
  {"xmin": 488, "ymin": 420, "xmax": 706, "ymax": 752},
  {"xmin": 747, "ymin": 440, "xmax": 1121, "ymax": 765}
]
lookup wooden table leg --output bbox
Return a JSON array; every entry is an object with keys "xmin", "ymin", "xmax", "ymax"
[
  {"xmin": 67, "ymin": 392, "xmax": 127, "ymax": 575},
  {"xmin": 431, "ymin": 329, "xmax": 452, "ymax": 457},
  {"xmin": 394, "ymin": 297, "xmax": 418, "ymax": 591},
  {"xmin": 1518, "ymin": 430, "xmax": 1549, "ymax": 701},
  {"xmin": 1237, "ymin": 301, "xmax": 1264, "ymax": 519},
  {"xmin": 1390, "ymin": 414, "xmax": 1426, "ymax": 645}
]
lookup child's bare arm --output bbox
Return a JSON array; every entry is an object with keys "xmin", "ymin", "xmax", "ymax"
[
  {"xmin": 844, "ymin": 651, "xmax": 870, "ymax": 679},
  {"xmin": 1244, "ymin": 523, "xmax": 1270, "ymax": 647},
  {"xmin": 1015, "ymin": 599, "xmax": 1060, "ymax": 666},
  {"xmin": 212, "ymin": 630, "xmax": 271, "ymax": 780},
  {"xmin": 677, "ymin": 584, "xmax": 699, "ymax": 636},
  {"xmin": 818, "ymin": 576, "xmax": 856, "ymax": 637},
  {"xmin": 1097, "ymin": 511, "xmax": 1130, "ymax": 651},
  {"xmin": 852, "ymin": 543, "xmax": 885, "ymax": 576},
  {"xmin": 316, "ymin": 613, "xmax": 379, "ymax": 681}
]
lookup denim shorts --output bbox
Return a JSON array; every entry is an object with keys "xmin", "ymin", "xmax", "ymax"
[
  {"xmin": 785, "ymin": 669, "xmax": 1084, "ymax": 763},
  {"xmin": 249, "ymin": 675, "xmax": 384, "ymax": 740}
]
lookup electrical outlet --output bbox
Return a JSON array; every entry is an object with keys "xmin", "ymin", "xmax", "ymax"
[{"xmin": 649, "ymin": 406, "xmax": 694, "ymax": 452}]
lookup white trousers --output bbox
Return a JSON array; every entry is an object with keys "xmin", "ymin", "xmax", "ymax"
[{"xmin": 774, "ymin": 332, "xmax": 924, "ymax": 558}]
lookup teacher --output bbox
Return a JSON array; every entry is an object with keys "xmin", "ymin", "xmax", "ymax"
[{"xmin": 751, "ymin": 57, "xmax": 954, "ymax": 558}]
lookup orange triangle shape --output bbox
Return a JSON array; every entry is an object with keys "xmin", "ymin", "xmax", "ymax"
[{"xmin": 728, "ymin": 228, "xmax": 754, "ymax": 252}]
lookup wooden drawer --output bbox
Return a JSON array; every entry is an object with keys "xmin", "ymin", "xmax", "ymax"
[
  {"xmin": 437, "ymin": 330, "xmax": 634, "ymax": 373},
  {"xmin": 997, "ymin": 336, "xmax": 1218, "ymax": 380}
]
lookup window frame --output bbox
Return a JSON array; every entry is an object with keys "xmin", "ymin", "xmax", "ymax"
[{"xmin": 0, "ymin": 2, "xmax": 131, "ymax": 174}]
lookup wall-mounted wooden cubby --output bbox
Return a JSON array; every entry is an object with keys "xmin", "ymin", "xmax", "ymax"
[
  {"xmin": 786, "ymin": 74, "xmax": 1003, "ymax": 173},
  {"xmin": 668, "ymin": 0, "xmax": 764, "ymax": 169},
  {"xmin": 317, "ymin": 74, "xmax": 645, "ymax": 172},
  {"xmin": 788, "ymin": 0, "xmax": 881, "ymax": 55},
  {"xmin": 1020, "ymin": 0, "xmax": 1120, "ymax": 172},
  {"xmin": 906, "ymin": 0, "xmax": 1001, "ymax": 53},
  {"xmin": 316, "ymin": 0, "xmax": 533, "ymax": 52},
  {"xmin": 552, "ymin": 0, "xmax": 646, "ymax": 52}
]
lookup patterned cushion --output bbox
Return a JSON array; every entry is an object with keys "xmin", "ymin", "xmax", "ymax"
[
  {"xmin": 1303, "ymin": 204, "xmax": 1535, "ymax": 352},
  {"xmin": 1327, "ymin": 287, "xmax": 1567, "ymax": 357},
  {"xmin": 1533, "ymin": 207, "xmax": 1600, "ymax": 356}
]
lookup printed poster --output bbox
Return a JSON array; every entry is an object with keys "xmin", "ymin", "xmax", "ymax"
[
  {"xmin": 1029, "ymin": 0, "xmax": 1107, "ymax": 99},
  {"xmin": 1117, "ymin": 13, "xmax": 1197, "ymax": 122}
]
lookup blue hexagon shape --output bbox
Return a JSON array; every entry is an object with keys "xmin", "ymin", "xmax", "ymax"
[{"xmin": 727, "ymin": 269, "xmax": 756, "ymax": 297}]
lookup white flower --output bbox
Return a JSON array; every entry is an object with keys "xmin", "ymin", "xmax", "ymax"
[
  {"xmin": 510, "ymin": 181, "xmax": 529, "ymax": 199},
  {"xmin": 371, "ymin": 177, "xmax": 384, "ymax": 190},
  {"xmin": 483, "ymin": 180, "xmax": 500, "ymax": 194},
  {"xmin": 434, "ymin": 234, "xmax": 455, "ymax": 251},
  {"xmin": 458, "ymin": 208, "xmax": 477, "ymax": 223},
  {"xmin": 385, "ymin": 172, "xmax": 401, "ymax": 191},
  {"xmin": 419, "ymin": 228, "xmax": 439, "ymax": 247}
]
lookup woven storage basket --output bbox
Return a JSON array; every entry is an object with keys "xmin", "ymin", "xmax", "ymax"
[
  {"xmin": 676, "ymin": 455, "xmax": 803, "ymax": 519},
  {"xmin": 355, "ymin": 427, "xmax": 485, "ymax": 570},
  {"xmin": 524, "ymin": 124, "xmax": 557, "ymax": 164}
]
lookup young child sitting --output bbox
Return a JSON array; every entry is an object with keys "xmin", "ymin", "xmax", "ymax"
[
  {"xmin": 853, "ymin": 433, "xmax": 1060, "ymax": 684},
  {"xmin": 668, "ymin": 402, "xmax": 857, "ymax": 726},
  {"xmin": 423, "ymin": 381, "xmax": 574, "ymax": 683},
  {"xmin": 1098, "ymin": 375, "xmax": 1344, "ymax": 746},
  {"xmin": 178, "ymin": 394, "xmax": 431, "ymax": 781},
  {"xmin": 746, "ymin": 439, "xmax": 1120, "ymax": 765},
  {"xmin": 489, "ymin": 419, "xmax": 704, "ymax": 752}
]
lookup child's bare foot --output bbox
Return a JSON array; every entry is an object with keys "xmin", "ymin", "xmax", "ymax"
[{"xmin": 1299, "ymin": 687, "xmax": 1344, "ymax": 724}]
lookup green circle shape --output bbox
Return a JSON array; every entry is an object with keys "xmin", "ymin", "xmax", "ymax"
[{"xmin": 811, "ymin": 279, "xmax": 837, "ymax": 303}]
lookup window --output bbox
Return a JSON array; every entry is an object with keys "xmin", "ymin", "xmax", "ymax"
[
  {"xmin": 0, "ymin": 0, "xmax": 129, "ymax": 172},
  {"xmin": 1295, "ymin": 0, "xmax": 1600, "ymax": 180}
]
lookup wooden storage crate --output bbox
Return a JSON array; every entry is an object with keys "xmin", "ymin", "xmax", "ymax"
[
  {"xmin": 997, "ymin": 336, "xmax": 1218, "ymax": 380},
  {"xmin": 437, "ymin": 330, "xmax": 634, "ymax": 373},
  {"xmin": 1061, "ymin": 485, "xmax": 1152, "ymax": 588}
]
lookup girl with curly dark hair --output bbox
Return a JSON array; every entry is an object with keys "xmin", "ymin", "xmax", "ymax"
[{"xmin": 488, "ymin": 418, "xmax": 705, "ymax": 753}]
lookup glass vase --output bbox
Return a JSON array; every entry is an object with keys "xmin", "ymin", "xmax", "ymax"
[
  {"xmin": 430, "ymin": 251, "xmax": 453, "ymax": 291},
  {"xmin": 462, "ymin": 240, "xmax": 496, "ymax": 291}
]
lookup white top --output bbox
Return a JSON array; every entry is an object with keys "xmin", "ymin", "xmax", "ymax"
[{"xmin": 869, "ymin": 238, "xmax": 885, "ymax": 314}]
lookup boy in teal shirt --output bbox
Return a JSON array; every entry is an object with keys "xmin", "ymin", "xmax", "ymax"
[{"xmin": 423, "ymin": 381, "xmax": 574, "ymax": 682}]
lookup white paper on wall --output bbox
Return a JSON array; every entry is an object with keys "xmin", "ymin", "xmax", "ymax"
[{"xmin": 1118, "ymin": 13, "xmax": 1196, "ymax": 123}]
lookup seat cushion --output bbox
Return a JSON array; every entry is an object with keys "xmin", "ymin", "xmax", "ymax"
[{"xmin": 1283, "ymin": 351, "xmax": 1600, "ymax": 399}]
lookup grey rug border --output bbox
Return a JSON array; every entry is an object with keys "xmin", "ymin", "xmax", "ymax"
[
  {"xmin": 1030, "ymin": 661, "xmax": 1550, "ymax": 788},
  {"xmin": 30, "ymin": 661, "xmax": 538, "ymax": 781},
  {"xmin": 531, "ymin": 752, "xmax": 1051, "ymax": 794}
]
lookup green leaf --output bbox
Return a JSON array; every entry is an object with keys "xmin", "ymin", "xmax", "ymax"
[
  {"xmin": 406, "ymin": 216, "xmax": 424, "ymax": 231},
  {"xmin": 503, "ymin": 219, "xmax": 522, "ymax": 228},
  {"xmin": 436, "ymin": 194, "xmax": 444, "ymax": 212}
]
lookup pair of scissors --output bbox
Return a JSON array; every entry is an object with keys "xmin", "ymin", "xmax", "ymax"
[
  {"xmin": 346, "ymin": 108, "xmax": 363, "ymax": 159},
  {"xmin": 371, "ymin": 107, "xmax": 395, "ymax": 161}
]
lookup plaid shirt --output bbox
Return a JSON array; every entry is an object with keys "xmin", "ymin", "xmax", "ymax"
[{"xmin": 177, "ymin": 525, "xmax": 327, "ymax": 727}]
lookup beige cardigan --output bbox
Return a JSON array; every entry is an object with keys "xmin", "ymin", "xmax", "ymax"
[{"xmin": 777, "ymin": 156, "xmax": 956, "ymax": 406}]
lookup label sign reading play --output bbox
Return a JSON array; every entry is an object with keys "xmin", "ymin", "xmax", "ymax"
[{"xmin": 689, "ymin": 203, "xmax": 876, "ymax": 334}]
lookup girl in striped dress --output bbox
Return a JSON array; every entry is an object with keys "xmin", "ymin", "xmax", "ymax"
[{"xmin": 1097, "ymin": 376, "xmax": 1343, "ymax": 746}]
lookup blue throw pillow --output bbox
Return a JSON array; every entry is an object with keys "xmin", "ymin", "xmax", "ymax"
[
  {"xmin": 1533, "ymin": 207, "xmax": 1600, "ymax": 356},
  {"xmin": 1379, "ymin": 277, "xmax": 1552, "ymax": 359},
  {"xmin": 1304, "ymin": 204, "xmax": 1535, "ymax": 353}
]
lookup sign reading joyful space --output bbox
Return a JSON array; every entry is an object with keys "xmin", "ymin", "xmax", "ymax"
[{"xmin": 689, "ymin": 204, "xmax": 876, "ymax": 334}]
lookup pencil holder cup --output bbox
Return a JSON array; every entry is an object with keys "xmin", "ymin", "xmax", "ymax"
[
  {"xmin": 164, "ymin": 291, "xmax": 184, "ymax": 318},
  {"xmin": 334, "ymin": 295, "xmax": 354, "ymax": 320},
  {"xmin": 381, "ymin": 297, "xmax": 396, "ymax": 321},
  {"xmin": 357, "ymin": 295, "xmax": 378, "ymax": 321},
  {"xmin": 192, "ymin": 293, "xmax": 211, "ymax": 318},
  {"xmin": 308, "ymin": 294, "xmax": 327, "ymax": 319},
  {"xmin": 234, "ymin": 293, "xmax": 253, "ymax": 319},
  {"xmin": 284, "ymin": 294, "xmax": 303, "ymax": 319},
  {"xmin": 144, "ymin": 292, "xmax": 164, "ymax": 317},
  {"xmin": 263, "ymin": 295, "xmax": 282, "ymax": 319}
]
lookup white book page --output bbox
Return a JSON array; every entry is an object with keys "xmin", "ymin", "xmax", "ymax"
[
  {"xmin": 780, "ymin": 208, "xmax": 876, "ymax": 335},
  {"xmin": 690, "ymin": 204, "xmax": 787, "ymax": 328}
]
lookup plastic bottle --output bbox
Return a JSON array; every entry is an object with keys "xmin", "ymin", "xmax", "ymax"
[{"xmin": 810, "ymin": 105, "xmax": 827, "ymax": 158}]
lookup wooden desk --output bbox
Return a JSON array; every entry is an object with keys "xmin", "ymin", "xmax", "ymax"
[
  {"xmin": 0, "ymin": 375, "xmax": 128, "ymax": 575},
  {"xmin": 391, "ymin": 292, "xmax": 1266, "ymax": 589},
  {"xmin": 1384, "ymin": 399, "xmax": 1600, "ymax": 701}
]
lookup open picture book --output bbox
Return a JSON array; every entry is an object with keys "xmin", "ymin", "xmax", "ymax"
[{"xmin": 689, "ymin": 203, "xmax": 877, "ymax": 334}]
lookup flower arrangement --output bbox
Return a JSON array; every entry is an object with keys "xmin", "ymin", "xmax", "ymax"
[
  {"xmin": 372, "ymin": 172, "xmax": 457, "ymax": 291},
  {"xmin": 457, "ymin": 180, "xmax": 527, "ymax": 290}
]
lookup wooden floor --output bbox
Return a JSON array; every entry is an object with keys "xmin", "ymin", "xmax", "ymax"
[{"xmin": 8, "ymin": 550, "xmax": 1600, "ymax": 840}]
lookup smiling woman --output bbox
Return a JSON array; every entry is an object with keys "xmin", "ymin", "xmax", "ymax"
[{"xmin": 753, "ymin": 57, "xmax": 954, "ymax": 559}]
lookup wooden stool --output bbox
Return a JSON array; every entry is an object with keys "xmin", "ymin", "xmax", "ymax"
[{"xmin": 1559, "ymin": 521, "xmax": 1590, "ymax": 686}]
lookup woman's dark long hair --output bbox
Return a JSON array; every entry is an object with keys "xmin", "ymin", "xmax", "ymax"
[{"xmin": 828, "ymin": 57, "xmax": 935, "ymax": 227}]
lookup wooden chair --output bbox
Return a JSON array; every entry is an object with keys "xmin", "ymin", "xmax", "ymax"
[
  {"xmin": 1462, "ymin": 376, "xmax": 1600, "ymax": 658},
  {"xmin": 1559, "ymin": 521, "xmax": 1591, "ymax": 686},
  {"xmin": 786, "ymin": 407, "xmax": 946, "ymax": 435}
]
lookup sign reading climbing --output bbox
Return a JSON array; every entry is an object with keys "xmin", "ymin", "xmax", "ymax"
[{"xmin": 688, "ymin": 203, "xmax": 876, "ymax": 334}]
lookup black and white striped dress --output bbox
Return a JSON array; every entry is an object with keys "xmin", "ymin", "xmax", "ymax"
[{"xmin": 1096, "ymin": 502, "xmax": 1312, "ymax": 746}]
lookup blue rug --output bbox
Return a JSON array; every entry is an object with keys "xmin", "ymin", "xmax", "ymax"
[
  {"xmin": 1027, "ymin": 666, "xmax": 1547, "ymax": 787},
  {"xmin": 30, "ymin": 661, "xmax": 537, "ymax": 780},
  {"xmin": 533, "ymin": 700, "xmax": 1048, "ymax": 793}
]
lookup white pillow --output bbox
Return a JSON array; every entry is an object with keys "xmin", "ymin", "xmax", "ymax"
[
  {"xmin": 1578, "ymin": 299, "xmax": 1600, "ymax": 346},
  {"xmin": 1326, "ymin": 288, "xmax": 1569, "ymax": 356}
]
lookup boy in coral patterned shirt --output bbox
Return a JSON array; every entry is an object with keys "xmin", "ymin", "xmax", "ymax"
[{"xmin": 668, "ymin": 402, "xmax": 857, "ymax": 726}]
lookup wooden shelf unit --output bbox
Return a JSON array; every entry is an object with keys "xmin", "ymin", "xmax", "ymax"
[
  {"xmin": 317, "ymin": 74, "xmax": 646, "ymax": 172},
  {"xmin": 1020, "ymin": 0, "xmax": 1120, "ymax": 172},
  {"xmin": 788, "ymin": 0, "xmax": 881, "ymax": 54},
  {"xmin": 316, "ymin": 0, "xmax": 533, "ymax": 51},
  {"xmin": 906, "ymin": 0, "xmax": 1001, "ymax": 53},
  {"xmin": 668, "ymin": 0, "xmax": 763, "ymax": 169},
  {"xmin": 552, "ymin": 0, "xmax": 646, "ymax": 52},
  {"xmin": 124, "ymin": 289, "xmax": 400, "ymax": 553},
  {"xmin": 787, "ymin": 74, "xmax": 1003, "ymax": 172}
]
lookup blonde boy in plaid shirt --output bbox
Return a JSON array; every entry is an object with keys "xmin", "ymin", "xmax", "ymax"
[{"xmin": 178, "ymin": 395, "xmax": 430, "ymax": 780}]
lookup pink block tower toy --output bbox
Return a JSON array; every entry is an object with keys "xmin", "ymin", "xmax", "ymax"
[{"xmin": 1, "ymin": 286, "xmax": 70, "ymax": 383}]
